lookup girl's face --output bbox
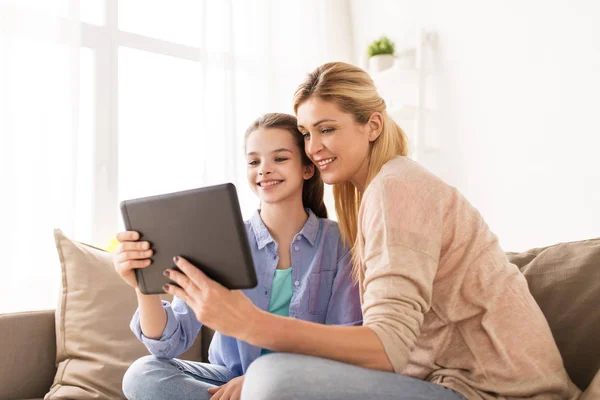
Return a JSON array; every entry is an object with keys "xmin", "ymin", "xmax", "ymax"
[
  {"xmin": 297, "ymin": 97, "xmax": 378, "ymax": 190},
  {"xmin": 246, "ymin": 127, "xmax": 314, "ymax": 206}
]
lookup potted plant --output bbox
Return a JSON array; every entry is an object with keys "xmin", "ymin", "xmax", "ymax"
[{"xmin": 367, "ymin": 35, "xmax": 395, "ymax": 73}]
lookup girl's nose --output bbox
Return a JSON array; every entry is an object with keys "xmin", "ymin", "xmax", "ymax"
[{"xmin": 258, "ymin": 163, "xmax": 272, "ymax": 176}]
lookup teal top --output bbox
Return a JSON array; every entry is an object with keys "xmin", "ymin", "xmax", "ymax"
[{"xmin": 261, "ymin": 267, "xmax": 293, "ymax": 355}]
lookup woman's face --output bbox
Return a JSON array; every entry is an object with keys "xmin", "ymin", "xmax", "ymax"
[
  {"xmin": 246, "ymin": 127, "xmax": 314, "ymax": 206},
  {"xmin": 297, "ymin": 97, "xmax": 373, "ymax": 190}
]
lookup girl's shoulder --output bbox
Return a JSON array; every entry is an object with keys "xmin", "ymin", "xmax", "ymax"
[
  {"xmin": 316, "ymin": 216, "xmax": 339, "ymax": 229},
  {"xmin": 314, "ymin": 217, "xmax": 349, "ymax": 254},
  {"xmin": 315, "ymin": 216, "xmax": 340, "ymax": 235}
]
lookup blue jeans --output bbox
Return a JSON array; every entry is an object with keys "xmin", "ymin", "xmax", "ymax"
[
  {"xmin": 241, "ymin": 353, "xmax": 468, "ymax": 400},
  {"xmin": 122, "ymin": 355, "xmax": 237, "ymax": 400}
]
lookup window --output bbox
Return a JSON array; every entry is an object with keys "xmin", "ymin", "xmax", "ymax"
[{"xmin": 0, "ymin": 0, "xmax": 350, "ymax": 313}]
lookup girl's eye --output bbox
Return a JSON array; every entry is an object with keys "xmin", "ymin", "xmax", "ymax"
[
  {"xmin": 275, "ymin": 157, "xmax": 288, "ymax": 162},
  {"xmin": 248, "ymin": 160, "xmax": 259, "ymax": 166}
]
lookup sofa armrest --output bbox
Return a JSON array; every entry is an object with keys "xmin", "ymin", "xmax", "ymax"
[{"xmin": 0, "ymin": 310, "xmax": 57, "ymax": 400}]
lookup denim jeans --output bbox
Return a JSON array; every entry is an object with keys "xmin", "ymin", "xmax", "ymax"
[
  {"xmin": 122, "ymin": 355, "xmax": 237, "ymax": 400},
  {"xmin": 242, "ymin": 353, "xmax": 468, "ymax": 400}
]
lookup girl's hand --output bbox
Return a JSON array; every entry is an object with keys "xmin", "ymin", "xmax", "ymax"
[
  {"xmin": 113, "ymin": 231, "xmax": 153, "ymax": 289},
  {"xmin": 163, "ymin": 256, "xmax": 259, "ymax": 341},
  {"xmin": 207, "ymin": 375, "xmax": 244, "ymax": 400}
]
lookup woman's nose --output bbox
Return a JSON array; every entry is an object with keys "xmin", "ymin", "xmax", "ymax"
[{"xmin": 306, "ymin": 136, "xmax": 322, "ymax": 156}]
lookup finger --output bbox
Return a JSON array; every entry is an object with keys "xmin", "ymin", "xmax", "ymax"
[
  {"xmin": 119, "ymin": 258, "xmax": 152, "ymax": 272},
  {"xmin": 207, "ymin": 385, "xmax": 223, "ymax": 394},
  {"xmin": 173, "ymin": 256, "xmax": 212, "ymax": 290},
  {"xmin": 117, "ymin": 249, "xmax": 153, "ymax": 262},
  {"xmin": 116, "ymin": 231, "xmax": 139, "ymax": 242},
  {"xmin": 163, "ymin": 282, "xmax": 191, "ymax": 304},
  {"xmin": 210, "ymin": 385, "xmax": 225, "ymax": 400},
  {"xmin": 115, "ymin": 240, "xmax": 150, "ymax": 256},
  {"xmin": 165, "ymin": 267, "xmax": 196, "ymax": 292},
  {"xmin": 118, "ymin": 241, "xmax": 151, "ymax": 252}
]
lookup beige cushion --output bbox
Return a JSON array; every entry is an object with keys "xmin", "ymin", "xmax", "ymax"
[
  {"xmin": 45, "ymin": 230, "xmax": 154, "ymax": 399},
  {"xmin": 507, "ymin": 238, "xmax": 600, "ymax": 391}
]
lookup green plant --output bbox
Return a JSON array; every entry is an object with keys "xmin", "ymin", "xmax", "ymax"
[{"xmin": 367, "ymin": 36, "xmax": 395, "ymax": 58}]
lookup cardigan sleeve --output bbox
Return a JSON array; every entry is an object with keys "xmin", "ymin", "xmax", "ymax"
[{"xmin": 360, "ymin": 176, "xmax": 444, "ymax": 373}]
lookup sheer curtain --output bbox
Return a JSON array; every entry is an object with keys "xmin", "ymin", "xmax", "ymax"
[
  {"xmin": 0, "ymin": 2, "xmax": 87, "ymax": 313},
  {"xmin": 0, "ymin": 0, "xmax": 353, "ymax": 313}
]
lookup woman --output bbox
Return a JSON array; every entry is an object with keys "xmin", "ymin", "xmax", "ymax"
[
  {"xmin": 163, "ymin": 63, "xmax": 580, "ymax": 400},
  {"xmin": 115, "ymin": 113, "xmax": 361, "ymax": 400}
]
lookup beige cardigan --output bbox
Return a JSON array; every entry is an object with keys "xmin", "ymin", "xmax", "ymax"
[{"xmin": 357, "ymin": 156, "xmax": 581, "ymax": 400}]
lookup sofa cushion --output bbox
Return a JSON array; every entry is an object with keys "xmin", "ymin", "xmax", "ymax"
[
  {"xmin": 507, "ymin": 238, "xmax": 600, "ymax": 391},
  {"xmin": 0, "ymin": 310, "xmax": 56, "ymax": 400},
  {"xmin": 45, "ymin": 230, "xmax": 156, "ymax": 399}
]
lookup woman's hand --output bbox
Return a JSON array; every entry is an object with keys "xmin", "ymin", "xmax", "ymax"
[
  {"xmin": 207, "ymin": 375, "xmax": 244, "ymax": 400},
  {"xmin": 113, "ymin": 231, "xmax": 153, "ymax": 289},
  {"xmin": 163, "ymin": 256, "xmax": 260, "ymax": 341}
]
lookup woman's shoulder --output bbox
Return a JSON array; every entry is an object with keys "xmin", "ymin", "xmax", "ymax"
[
  {"xmin": 360, "ymin": 156, "xmax": 460, "ymax": 222},
  {"xmin": 368, "ymin": 156, "xmax": 450, "ymax": 198}
]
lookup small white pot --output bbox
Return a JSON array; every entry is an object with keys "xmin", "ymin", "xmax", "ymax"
[{"xmin": 369, "ymin": 54, "xmax": 394, "ymax": 73}]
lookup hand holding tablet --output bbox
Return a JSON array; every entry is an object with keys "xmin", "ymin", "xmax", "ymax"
[{"xmin": 119, "ymin": 183, "xmax": 258, "ymax": 294}]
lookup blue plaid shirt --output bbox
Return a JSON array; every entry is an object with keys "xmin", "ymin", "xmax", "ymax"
[{"xmin": 130, "ymin": 209, "xmax": 362, "ymax": 376}]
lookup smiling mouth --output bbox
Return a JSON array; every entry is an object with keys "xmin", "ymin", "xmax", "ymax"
[
  {"xmin": 257, "ymin": 180, "xmax": 283, "ymax": 187},
  {"xmin": 316, "ymin": 157, "xmax": 336, "ymax": 169}
]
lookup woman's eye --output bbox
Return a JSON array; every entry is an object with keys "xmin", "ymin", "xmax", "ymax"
[
  {"xmin": 275, "ymin": 157, "xmax": 288, "ymax": 162},
  {"xmin": 321, "ymin": 128, "xmax": 334, "ymax": 134},
  {"xmin": 302, "ymin": 132, "xmax": 311, "ymax": 140},
  {"xmin": 248, "ymin": 160, "xmax": 259, "ymax": 166}
]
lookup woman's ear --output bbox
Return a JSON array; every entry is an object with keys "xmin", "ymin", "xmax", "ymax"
[
  {"xmin": 367, "ymin": 112, "xmax": 384, "ymax": 142},
  {"xmin": 303, "ymin": 163, "xmax": 315, "ymax": 180}
]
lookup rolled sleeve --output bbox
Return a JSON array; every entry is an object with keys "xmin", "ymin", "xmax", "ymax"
[
  {"xmin": 129, "ymin": 296, "xmax": 202, "ymax": 359},
  {"xmin": 360, "ymin": 177, "xmax": 442, "ymax": 373}
]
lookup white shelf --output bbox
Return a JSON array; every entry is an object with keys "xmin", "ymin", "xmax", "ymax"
[{"xmin": 368, "ymin": 30, "xmax": 439, "ymax": 161}]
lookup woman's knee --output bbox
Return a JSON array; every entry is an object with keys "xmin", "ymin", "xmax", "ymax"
[
  {"xmin": 122, "ymin": 355, "xmax": 174, "ymax": 399},
  {"xmin": 242, "ymin": 353, "xmax": 308, "ymax": 400}
]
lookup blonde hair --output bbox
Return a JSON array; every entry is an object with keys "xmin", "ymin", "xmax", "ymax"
[{"xmin": 292, "ymin": 62, "xmax": 409, "ymax": 280}]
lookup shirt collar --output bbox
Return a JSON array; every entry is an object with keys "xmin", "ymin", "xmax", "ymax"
[
  {"xmin": 249, "ymin": 208, "xmax": 320, "ymax": 250},
  {"xmin": 250, "ymin": 210, "xmax": 274, "ymax": 250},
  {"xmin": 298, "ymin": 209, "xmax": 319, "ymax": 246}
]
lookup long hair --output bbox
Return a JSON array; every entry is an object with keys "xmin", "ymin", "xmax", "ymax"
[
  {"xmin": 244, "ymin": 113, "xmax": 327, "ymax": 218},
  {"xmin": 293, "ymin": 62, "xmax": 408, "ymax": 279}
]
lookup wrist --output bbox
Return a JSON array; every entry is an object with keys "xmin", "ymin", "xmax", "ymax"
[{"xmin": 241, "ymin": 308, "xmax": 272, "ymax": 347}]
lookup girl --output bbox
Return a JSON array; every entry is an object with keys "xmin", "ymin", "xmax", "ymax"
[
  {"xmin": 114, "ymin": 113, "xmax": 362, "ymax": 400},
  {"xmin": 162, "ymin": 63, "xmax": 581, "ymax": 400}
]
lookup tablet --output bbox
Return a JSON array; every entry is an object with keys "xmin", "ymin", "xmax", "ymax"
[{"xmin": 119, "ymin": 183, "xmax": 257, "ymax": 294}]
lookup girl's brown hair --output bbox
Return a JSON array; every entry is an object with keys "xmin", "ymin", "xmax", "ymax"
[{"xmin": 244, "ymin": 113, "xmax": 327, "ymax": 219}]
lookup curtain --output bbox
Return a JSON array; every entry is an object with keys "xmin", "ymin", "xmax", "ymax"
[{"xmin": 0, "ymin": 0, "xmax": 353, "ymax": 313}]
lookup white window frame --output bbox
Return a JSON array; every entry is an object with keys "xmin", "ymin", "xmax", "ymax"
[{"xmin": 2, "ymin": 0, "xmax": 237, "ymax": 245}]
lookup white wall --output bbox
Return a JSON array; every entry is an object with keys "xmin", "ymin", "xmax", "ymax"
[{"xmin": 350, "ymin": 0, "xmax": 600, "ymax": 251}]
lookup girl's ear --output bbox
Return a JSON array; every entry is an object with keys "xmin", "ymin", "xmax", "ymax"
[
  {"xmin": 367, "ymin": 112, "xmax": 384, "ymax": 142},
  {"xmin": 303, "ymin": 163, "xmax": 315, "ymax": 180}
]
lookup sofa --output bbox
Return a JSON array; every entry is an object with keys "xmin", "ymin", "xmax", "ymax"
[
  {"xmin": 0, "ymin": 230, "xmax": 598, "ymax": 399},
  {"xmin": 0, "ymin": 309, "xmax": 212, "ymax": 400}
]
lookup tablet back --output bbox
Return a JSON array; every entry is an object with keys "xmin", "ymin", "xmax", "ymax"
[{"xmin": 120, "ymin": 183, "xmax": 257, "ymax": 294}]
